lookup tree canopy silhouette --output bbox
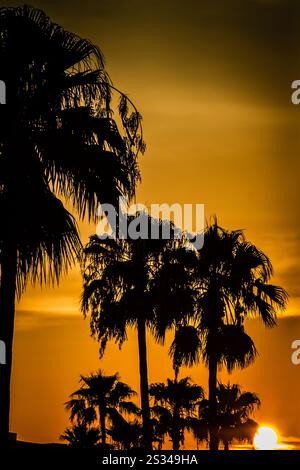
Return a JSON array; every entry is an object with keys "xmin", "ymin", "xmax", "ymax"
[
  {"xmin": 81, "ymin": 215, "xmax": 194, "ymax": 449},
  {"xmin": 169, "ymin": 220, "xmax": 288, "ymax": 450},
  {"xmin": 198, "ymin": 383, "xmax": 260, "ymax": 450},
  {"xmin": 150, "ymin": 377, "xmax": 204, "ymax": 450},
  {"xmin": 0, "ymin": 5, "xmax": 143, "ymax": 444},
  {"xmin": 63, "ymin": 370, "xmax": 138, "ymax": 448}
]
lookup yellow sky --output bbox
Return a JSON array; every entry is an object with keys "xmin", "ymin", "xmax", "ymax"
[{"xmin": 2, "ymin": 0, "xmax": 300, "ymax": 443}]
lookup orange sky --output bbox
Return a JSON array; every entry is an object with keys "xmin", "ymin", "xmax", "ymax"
[{"xmin": 2, "ymin": 0, "xmax": 300, "ymax": 444}]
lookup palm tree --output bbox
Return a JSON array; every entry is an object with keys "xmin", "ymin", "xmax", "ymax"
[
  {"xmin": 60, "ymin": 424, "xmax": 100, "ymax": 448},
  {"xmin": 65, "ymin": 370, "xmax": 137, "ymax": 447},
  {"xmin": 170, "ymin": 220, "xmax": 288, "ymax": 450},
  {"xmin": 150, "ymin": 377, "xmax": 204, "ymax": 450},
  {"xmin": 0, "ymin": 5, "xmax": 143, "ymax": 443},
  {"xmin": 107, "ymin": 414, "xmax": 142, "ymax": 450},
  {"xmin": 199, "ymin": 383, "xmax": 260, "ymax": 450},
  {"xmin": 81, "ymin": 216, "xmax": 194, "ymax": 449},
  {"xmin": 0, "ymin": 179, "xmax": 82, "ymax": 444}
]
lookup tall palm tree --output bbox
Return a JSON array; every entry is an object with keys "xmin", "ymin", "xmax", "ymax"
[
  {"xmin": 60, "ymin": 423, "xmax": 100, "ymax": 448},
  {"xmin": 170, "ymin": 221, "xmax": 288, "ymax": 450},
  {"xmin": 65, "ymin": 370, "xmax": 137, "ymax": 447},
  {"xmin": 0, "ymin": 5, "xmax": 143, "ymax": 443},
  {"xmin": 199, "ymin": 383, "xmax": 260, "ymax": 450},
  {"xmin": 0, "ymin": 177, "xmax": 82, "ymax": 444},
  {"xmin": 150, "ymin": 377, "xmax": 204, "ymax": 450},
  {"xmin": 82, "ymin": 216, "xmax": 193, "ymax": 449}
]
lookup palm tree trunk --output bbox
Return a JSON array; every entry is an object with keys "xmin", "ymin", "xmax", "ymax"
[
  {"xmin": 137, "ymin": 318, "xmax": 152, "ymax": 450},
  {"xmin": 172, "ymin": 406, "xmax": 181, "ymax": 451},
  {"xmin": 224, "ymin": 440, "xmax": 229, "ymax": 450},
  {"xmin": 208, "ymin": 352, "xmax": 219, "ymax": 450},
  {"xmin": 0, "ymin": 240, "xmax": 17, "ymax": 446},
  {"xmin": 99, "ymin": 405, "xmax": 106, "ymax": 447}
]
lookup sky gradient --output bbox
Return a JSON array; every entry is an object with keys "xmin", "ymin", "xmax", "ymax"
[{"xmin": 1, "ymin": 0, "xmax": 300, "ymax": 444}]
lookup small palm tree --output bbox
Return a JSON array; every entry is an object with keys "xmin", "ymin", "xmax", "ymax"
[
  {"xmin": 170, "ymin": 220, "xmax": 288, "ymax": 449},
  {"xmin": 150, "ymin": 377, "xmax": 204, "ymax": 450},
  {"xmin": 107, "ymin": 414, "xmax": 142, "ymax": 450},
  {"xmin": 65, "ymin": 370, "xmax": 137, "ymax": 447},
  {"xmin": 60, "ymin": 424, "xmax": 100, "ymax": 448},
  {"xmin": 199, "ymin": 383, "xmax": 260, "ymax": 450}
]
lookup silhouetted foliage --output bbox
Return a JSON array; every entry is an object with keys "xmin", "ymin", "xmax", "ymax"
[
  {"xmin": 169, "ymin": 219, "xmax": 288, "ymax": 449},
  {"xmin": 60, "ymin": 423, "xmax": 100, "ymax": 448},
  {"xmin": 63, "ymin": 370, "xmax": 137, "ymax": 447},
  {"xmin": 107, "ymin": 414, "xmax": 142, "ymax": 450},
  {"xmin": 81, "ymin": 216, "xmax": 195, "ymax": 449},
  {"xmin": 198, "ymin": 383, "xmax": 260, "ymax": 450},
  {"xmin": 0, "ymin": 4, "xmax": 143, "ymax": 444},
  {"xmin": 150, "ymin": 377, "xmax": 204, "ymax": 450}
]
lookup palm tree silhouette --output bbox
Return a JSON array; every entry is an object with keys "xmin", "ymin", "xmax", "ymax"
[
  {"xmin": 0, "ymin": 5, "xmax": 142, "ymax": 443},
  {"xmin": 107, "ymin": 414, "xmax": 142, "ymax": 450},
  {"xmin": 199, "ymin": 383, "xmax": 260, "ymax": 450},
  {"xmin": 65, "ymin": 370, "xmax": 137, "ymax": 447},
  {"xmin": 150, "ymin": 377, "xmax": 204, "ymax": 450},
  {"xmin": 170, "ymin": 221, "xmax": 288, "ymax": 450},
  {"xmin": 81, "ymin": 216, "xmax": 193, "ymax": 449},
  {"xmin": 60, "ymin": 423, "xmax": 100, "ymax": 448}
]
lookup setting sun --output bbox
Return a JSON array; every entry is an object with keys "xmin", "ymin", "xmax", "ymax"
[{"xmin": 254, "ymin": 426, "xmax": 278, "ymax": 450}]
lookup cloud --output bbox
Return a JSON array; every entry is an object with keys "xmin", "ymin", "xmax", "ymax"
[{"xmin": 15, "ymin": 309, "xmax": 81, "ymax": 332}]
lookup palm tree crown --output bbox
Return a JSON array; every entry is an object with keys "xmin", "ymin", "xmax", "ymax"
[
  {"xmin": 150, "ymin": 377, "xmax": 204, "ymax": 450},
  {"xmin": 81, "ymin": 216, "xmax": 194, "ymax": 449},
  {"xmin": 199, "ymin": 383, "xmax": 260, "ymax": 450},
  {"xmin": 64, "ymin": 370, "xmax": 138, "ymax": 447}
]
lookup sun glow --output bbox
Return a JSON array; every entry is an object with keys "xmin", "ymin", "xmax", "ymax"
[{"xmin": 254, "ymin": 426, "xmax": 278, "ymax": 450}]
